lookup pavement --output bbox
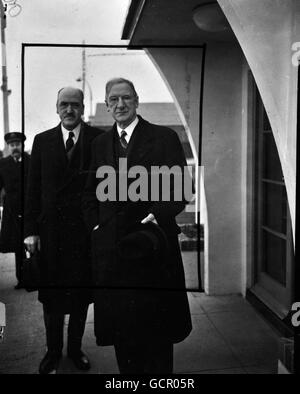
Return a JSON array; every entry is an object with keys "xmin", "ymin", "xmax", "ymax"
[{"xmin": 0, "ymin": 251, "xmax": 280, "ymax": 374}]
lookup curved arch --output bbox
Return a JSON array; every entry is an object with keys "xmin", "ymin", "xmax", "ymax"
[
  {"xmin": 144, "ymin": 47, "xmax": 209, "ymax": 292},
  {"xmin": 218, "ymin": 0, "xmax": 298, "ymax": 242}
]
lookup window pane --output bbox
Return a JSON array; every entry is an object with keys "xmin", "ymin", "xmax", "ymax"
[
  {"xmin": 263, "ymin": 133, "xmax": 284, "ymax": 181},
  {"xmin": 263, "ymin": 110, "xmax": 271, "ymax": 131},
  {"xmin": 262, "ymin": 230, "xmax": 286, "ymax": 286},
  {"xmin": 262, "ymin": 182, "xmax": 287, "ymax": 234}
]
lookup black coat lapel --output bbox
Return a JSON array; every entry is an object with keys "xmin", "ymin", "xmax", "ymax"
[
  {"xmin": 79, "ymin": 122, "xmax": 91, "ymax": 171},
  {"xmin": 51, "ymin": 124, "xmax": 68, "ymax": 171},
  {"xmin": 70, "ymin": 122, "xmax": 94, "ymax": 171},
  {"xmin": 104, "ymin": 126, "xmax": 118, "ymax": 168},
  {"xmin": 94, "ymin": 127, "xmax": 118, "ymax": 227},
  {"xmin": 68, "ymin": 123, "xmax": 84, "ymax": 170},
  {"xmin": 126, "ymin": 117, "xmax": 155, "ymax": 168}
]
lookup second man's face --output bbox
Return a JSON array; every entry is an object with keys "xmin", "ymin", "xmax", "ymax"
[
  {"xmin": 8, "ymin": 141, "xmax": 22, "ymax": 160},
  {"xmin": 56, "ymin": 88, "xmax": 84, "ymax": 130},
  {"xmin": 106, "ymin": 82, "xmax": 139, "ymax": 129}
]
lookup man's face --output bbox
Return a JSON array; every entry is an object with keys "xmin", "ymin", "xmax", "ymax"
[
  {"xmin": 56, "ymin": 88, "xmax": 84, "ymax": 130},
  {"xmin": 106, "ymin": 82, "xmax": 139, "ymax": 129},
  {"xmin": 8, "ymin": 141, "xmax": 22, "ymax": 160}
]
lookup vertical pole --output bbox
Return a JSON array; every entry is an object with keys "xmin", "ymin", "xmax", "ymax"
[
  {"xmin": 82, "ymin": 40, "xmax": 87, "ymax": 121},
  {"xmin": 21, "ymin": 43, "xmax": 25, "ymax": 283},
  {"xmin": 0, "ymin": 2, "xmax": 10, "ymax": 154},
  {"xmin": 82, "ymin": 41, "xmax": 86, "ymax": 97},
  {"xmin": 197, "ymin": 44, "xmax": 206, "ymax": 292},
  {"xmin": 86, "ymin": 80, "xmax": 93, "ymax": 119}
]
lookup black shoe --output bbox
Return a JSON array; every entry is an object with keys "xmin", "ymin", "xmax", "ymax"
[
  {"xmin": 67, "ymin": 350, "xmax": 91, "ymax": 371},
  {"xmin": 39, "ymin": 352, "xmax": 62, "ymax": 374},
  {"xmin": 14, "ymin": 282, "xmax": 24, "ymax": 290}
]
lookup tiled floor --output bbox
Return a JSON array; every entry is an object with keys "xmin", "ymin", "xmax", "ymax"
[
  {"xmin": 175, "ymin": 292, "xmax": 279, "ymax": 374},
  {"xmin": 0, "ymin": 252, "xmax": 280, "ymax": 374}
]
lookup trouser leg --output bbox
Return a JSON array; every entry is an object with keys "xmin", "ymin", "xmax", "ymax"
[
  {"xmin": 43, "ymin": 305, "xmax": 64, "ymax": 356},
  {"xmin": 67, "ymin": 302, "xmax": 89, "ymax": 355},
  {"xmin": 115, "ymin": 342, "xmax": 144, "ymax": 374},
  {"xmin": 114, "ymin": 339, "xmax": 173, "ymax": 374},
  {"xmin": 144, "ymin": 341, "xmax": 173, "ymax": 374}
]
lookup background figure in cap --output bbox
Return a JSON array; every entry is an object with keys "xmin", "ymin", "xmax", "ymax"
[
  {"xmin": 83, "ymin": 78, "xmax": 192, "ymax": 374},
  {"xmin": 0, "ymin": 132, "xmax": 29, "ymax": 289}
]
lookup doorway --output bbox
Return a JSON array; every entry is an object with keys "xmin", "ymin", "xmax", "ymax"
[{"xmin": 251, "ymin": 88, "xmax": 294, "ymax": 318}]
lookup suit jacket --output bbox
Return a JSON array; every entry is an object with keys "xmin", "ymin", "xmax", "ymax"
[
  {"xmin": 83, "ymin": 116, "xmax": 188, "ymax": 235},
  {"xmin": 0, "ymin": 153, "xmax": 30, "ymax": 253},
  {"xmin": 82, "ymin": 116, "xmax": 192, "ymax": 345},
  {"xmin": 24, "ymin": 122, "xmax": 104, "ymax": 310}
]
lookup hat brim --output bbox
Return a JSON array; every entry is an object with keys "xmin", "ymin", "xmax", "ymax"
[
  {"xmin": 4, "ymin": 133, "xmax": 26, "ymax": 143},
  {"xmin": 7, "ymin": 139, "xmax": 23, "ymax": 143},
  {"xmin": 117, "ymin": 221, "xmax": 168, "ymax": 262}
]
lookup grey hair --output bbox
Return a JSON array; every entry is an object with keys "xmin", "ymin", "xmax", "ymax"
[
  {"xmin": 105, "ymin": 78, "xmax": 138, "ymax": 100},
  {"xmin": 56, "ymin": 87, "xmax": 84, "ymax": 105}
]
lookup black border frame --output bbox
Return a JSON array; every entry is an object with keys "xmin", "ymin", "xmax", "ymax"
[{"xmin": 21, "ymin": 43, "xmax": 206, "ymax": 293}]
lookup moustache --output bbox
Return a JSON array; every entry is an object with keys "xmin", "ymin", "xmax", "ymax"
[{"xmin": 12, "ymin": 149, "xmax": 21, "ymax": 154}]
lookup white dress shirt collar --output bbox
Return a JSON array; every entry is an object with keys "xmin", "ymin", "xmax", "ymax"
[
  {"xmin": 61, "ymin": 122, "xmax": 81, "ymax": 145},
  {"xmin": 117, "ymin": 116, "xmax": 139, "ymax": 143}
]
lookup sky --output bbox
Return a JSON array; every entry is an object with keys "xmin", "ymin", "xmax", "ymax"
[{"xmin": 0, "ymin": 0, "xmax": 173, "ymax": 150}]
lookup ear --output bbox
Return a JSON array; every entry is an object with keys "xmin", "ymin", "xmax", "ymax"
[
  {"xmin": 135, "ymin": 95, "xmax": 139, "ymax": 108},
  {"xmin": 105, "ymin": 100, "xmax": 111, "ymax": 112}
]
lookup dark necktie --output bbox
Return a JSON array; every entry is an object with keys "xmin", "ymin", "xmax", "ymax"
[
  {"xmin": 120, "ymin": 130, "xmax": 128, "ymax": 150},
  {"xmin": 66, "ymin": 131, "xmax": 75, "ymax": 153}
]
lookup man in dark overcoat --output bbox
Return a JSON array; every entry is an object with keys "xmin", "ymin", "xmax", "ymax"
[
  {"xmin": 24, "ymin": 87, "xmax": 104, "ymax": 374},
  {"xmin": 0, "ymin": 132, "xmax": 30, "ymax": 289},
  {"xmin": 83, "ymin": 78, "xmax": 192, "ymax": 374}
]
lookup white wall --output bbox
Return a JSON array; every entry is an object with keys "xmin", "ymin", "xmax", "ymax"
[
  {"xmin": 147, "ymin": 44, "xmax": 244, "ymax": 294},
  {"xmin": 202, "ymin": 42, "xmax": 243, "ymax": 294},
  {"xmin": 218, "ymin": 0, "xmax": 299, "ymax": 243}
]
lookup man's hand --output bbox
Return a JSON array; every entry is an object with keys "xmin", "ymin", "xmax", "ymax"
[
  {"xmin": 24, "ymin": 235, "xmax": 41, "ymax": 254},
  {"xmin": 141, "ymin": 213, "xmax": 158, "ymax": 225}
]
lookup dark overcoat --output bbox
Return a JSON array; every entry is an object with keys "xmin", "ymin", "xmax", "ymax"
[
  {"xmin": 24, "ymin": 122, "xmax": 103, "ymax": 311},
  {"xmin": 83, "ymin": 116, "xmax": 192, "ymax": 346},
  {"xmin": 0, "ymin": 153, "xmax": 30, "ymax": 253}
]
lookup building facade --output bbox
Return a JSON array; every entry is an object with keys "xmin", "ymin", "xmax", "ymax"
[{"xmin": 121, "ymin": 0, "xmax": 299, "ymax": 334}]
